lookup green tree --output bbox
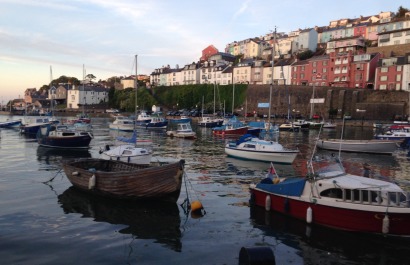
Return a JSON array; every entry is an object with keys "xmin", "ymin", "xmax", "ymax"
[
  {"xmin": 85, "ymin": 74, "xmax": 96, "ymax": 83},
  {"xmin": 396, "ymin": 6, "xmax": 409, "ymax": 17},
  {"xmin": 298, "ymin": 50, "xmax": 314, "ymax": 60}
]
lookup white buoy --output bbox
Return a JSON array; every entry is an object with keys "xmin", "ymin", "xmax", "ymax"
[
  {"xmin": 88, "ymin": 174, "xmax": 96, "ymax": 189},
  {"xmin": 265, "ymin": 195, "xmax": 271, "ymax": 211},
  {"xmin": 306, "ymin": 207, "xmax": 313, "ymax": 223},
  {"xmin": 382, "ymin": 214, "xmax": 390, "ymax": 234}
]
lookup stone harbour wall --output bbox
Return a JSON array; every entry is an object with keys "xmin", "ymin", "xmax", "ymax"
[{"xmin": 245, "ymin": 85, "xmax": 409, "ymax": 121}]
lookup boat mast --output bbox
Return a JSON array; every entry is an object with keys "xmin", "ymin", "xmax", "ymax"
[
  {"xmin": 135, "ymin": 54, "xmax": 138, "ymax": 112},
  {"xmin": 213, "ymin": 82, "xmax": 216, "ymax": 115},
  {"xmin": 50, "ymin": 66, "xmax": 53, "ymax": 118},
  {"xmin": 134, "ymin": 54, "xmax": 138, "ymax": 133},
  {"xmin": 310, "ymin": 82, "xmax": 315, "ymax": 119},
  {"xmin": 82, "ymin": 64, "xmax": 85, "ymax": 116},
  {"xmin": 268, "ymin": 27, "xmax": 276, "ymax": 125}
]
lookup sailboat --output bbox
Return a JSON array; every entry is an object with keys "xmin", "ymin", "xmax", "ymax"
[
  {"xmin": 198, "ymin": 85, "xmax": 223, "ymax": 128},
  {"xmin": 100, "ymin": 55, "xmax": 153, "ymax": 165}
]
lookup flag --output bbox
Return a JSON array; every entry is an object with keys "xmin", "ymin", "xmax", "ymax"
[
  {"xmin": 267, "ymin": 162, "xmax": 280, "ymax": 181},
  {"xmin": 269, "ymin": 164, "xmax": 276, "ymax": 175}
]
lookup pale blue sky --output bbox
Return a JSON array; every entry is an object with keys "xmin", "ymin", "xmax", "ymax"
[{"xmin": 0, "ymin": 0, "xmax": 407, "ymax": 102}]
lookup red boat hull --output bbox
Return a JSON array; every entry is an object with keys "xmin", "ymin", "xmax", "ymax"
[
  {"xmin": 212, "ymin": 127, "xmax": 248, "ymax": 135},
  {"xmin": 250, "ymin": 188, "xmax": 410, "ymax": 236}
]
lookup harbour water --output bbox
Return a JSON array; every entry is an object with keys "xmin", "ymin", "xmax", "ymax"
[{"xmin": 1, "ymin": 115, "xmax": 410, "ymax": 265}]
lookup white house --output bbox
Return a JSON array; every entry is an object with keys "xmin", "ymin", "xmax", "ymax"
[{"xmin": 66, "ymin": 85, "xmax": 109, "ymax": 109}]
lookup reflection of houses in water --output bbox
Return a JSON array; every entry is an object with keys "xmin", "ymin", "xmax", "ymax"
[{"xmin": 58, "ymin": 187, "xmax": 182, "ymax": 252}]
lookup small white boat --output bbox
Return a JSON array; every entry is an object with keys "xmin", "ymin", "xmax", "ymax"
[
  {"xmin": 225, "ymin": 134, "xmax": 299, "ymax": 164},
  {"xmin": 291, "ymin": 120, "xmax": 310, "ymax": 130},
  {"xmin": 136, "ymin": 112, "xmax": 152, "ymax": 126},
  {"xmin": 322, "ymin": 121, "xmax": 336, "ymax": 129},
  {"xmin": 166, "ymin": 122, "xmax": 196, "ymax": 139},
  {"xmin": 198, "ymin": 116, "xmax": 224, "ymax": 128},
  {"xmin": 37, "ymin": 124, "xmax": 93, "ymax": 149},
  {"xmin": 100, "ymin": 144, "xmax": 153, "ymax": 165},
  {"xmin": 279, "ymin": 123, "xmax": 300, "ymax": 132},
  {"xmin": 146, "ymin": 116, "xmax": 168, "ymax": 129},
  {"xmin": 317, "ymin": 139, "xmax": 400, "ymax": 155},
  {"xmin": 20, "ymin": 116, "xmax": 58, "ymax": 135},
  {"xmin": 169, "ymin": 115, "xmax": 192, "ymax": 124},
  {"xmin": 109, "ymin": 116, "xmax": 134, "ymax": 131}
]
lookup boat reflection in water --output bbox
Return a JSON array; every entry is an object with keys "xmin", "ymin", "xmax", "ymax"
[
  {"xmin": 36, "ymin": 146, "xmax": 92, "ymax": 168},
  {"xmin": 250, "ymin": 205, "xmax": 410, "ymax": 264},
  {"xmin": 58, "ymin": 187, "xmax": 182, "ymax": 252}
]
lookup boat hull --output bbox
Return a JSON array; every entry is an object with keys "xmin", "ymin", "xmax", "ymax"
[
  {"xmin": 166, "ymin": 131, "xmax": 197, "ymax": 139},
  {"xmin": 198, "ymin": 119, "xmax": 223, "ymax": 128},
  {"xmin": 317, "ymin": 139, "xmax": 399, "ymax": 154},
  {"xmin": 38, "ymin": 134, "xmax": 93, "ymax": 149},
  {"xmin": 146, "ymin": 121, "xmax": 168, "ymax": 129},
  {"xmin": 250, "ymin": 187, "xmax": 410, "ymax": 236},
  {"xmin": 225, "ymin": 147, "xmax": 297, "ymax": 164},
  {"xmin": 62, "ymin": 158, "xmax": 185, "ymax": 202},
  {"xmin": 213, "ymin": 127, "xmax": 248, "ymax": 135},
  {"xmin": 108, "ymin": 124, "xmax": 135, "ymax": 131},
  {"xmin": 0, "ymin": 120, "xmax": 21, "ymax": 128}
]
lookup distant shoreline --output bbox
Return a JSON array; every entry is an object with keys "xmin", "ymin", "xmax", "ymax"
[{"xmin": 0, "ymin": 111, "xmax": 398, "ymax": 127}]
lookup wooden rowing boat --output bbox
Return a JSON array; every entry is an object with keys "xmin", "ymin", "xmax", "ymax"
[{"xmin": 62, "ymin": 158, "xmax": 185, "ymax": 202}]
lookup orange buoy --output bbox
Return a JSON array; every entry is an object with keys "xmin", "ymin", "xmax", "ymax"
[{"xmin": 191, "ymin": 200, "xmax": 203, "ymax": 212}]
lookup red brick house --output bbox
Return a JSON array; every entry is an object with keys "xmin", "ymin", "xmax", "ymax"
[
  {"xmin": 350, "ymin": 53, "xmax": 380, "ymax": 89},
  {"xmin": 375, "ymin": 56, "xmax": 405, "ymax": 90}
]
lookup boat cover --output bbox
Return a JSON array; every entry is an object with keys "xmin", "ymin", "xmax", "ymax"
[
  {"xmin": 117, "ymin": 131, "xmax": 137, "ymax": 143},
  {"xmin": 256, "ymin": 177, "xmax": 306, "ymax": 197}
]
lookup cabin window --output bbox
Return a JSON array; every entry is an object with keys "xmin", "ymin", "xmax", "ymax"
[
  {"xmin": 243, "ymin": 144, "xmax": 256, "ymax": 149},
  {"xmin": 320, "ymin": 188, "xmax": 343, "ymax": 199},
  {"xmin": 387, "ymin": 192, "xmax": 406, "ymax": 206}
]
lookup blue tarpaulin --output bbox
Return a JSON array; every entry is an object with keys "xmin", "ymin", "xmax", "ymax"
[{"xmin": 256, "ymin": 177, "xmax": 305, "ymax": 197}]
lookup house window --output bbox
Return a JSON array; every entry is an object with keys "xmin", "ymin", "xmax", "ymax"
[
  {"xmin": 397, "ymin": 75, "xmax": 401, "ymax": 81},
  {"xmin": 379, "ymin": 84, "xmax": 387, "ymax": 90},
  {"xmin": 394, "ymin": 40, "xmax": 400, "ymax": 45},
  {"xmin": 397, "ymin": 65, "xmax": 402, "ymax": 71},
  {"xmin": 300, "ymin": 73, "xmax": 305, "ymax": 79},
  {"xmin": 396, "ymin": 84, "xmax": 401, "ymax": 90},
  {"xmin": 381, "ymin": 67, "xmax": 388, "ymax": 73},
  {"xmin": 380, "ymin": 76, "xmax": 387, "ymax": 81},
  {"xmin": 355, "ymin": 73, "xmax": 363, "ymax": 81}
]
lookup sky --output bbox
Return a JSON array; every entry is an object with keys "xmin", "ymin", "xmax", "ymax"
[{"xmin": 0, "ymin": 0, "xmax": 408, "ymax": 103}]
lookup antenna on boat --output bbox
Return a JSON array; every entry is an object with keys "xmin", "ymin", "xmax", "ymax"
[
  {"xmin": 338, "ymin": 115, "xmax": 346, "ymax": 163},
  {"xmin": 308, "ymin": 120, "xmax": 325, "ymax": 175},
  {"xmin": 134, "ymin": 54, "xmax": 138, "ymax": 133}
]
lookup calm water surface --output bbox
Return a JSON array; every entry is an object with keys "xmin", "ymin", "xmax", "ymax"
[{"xmin": 1, "ymin": 115, "xmax": 410, "ymax": 265}]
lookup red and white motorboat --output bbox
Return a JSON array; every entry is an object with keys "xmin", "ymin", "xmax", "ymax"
[
  {"xmin": 212, "ymin": 116, "xmax": 248, "ymax": 136},
  {"xmin": 249, "ymin": 155, "xmax": 410, "ymax": 236}
]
